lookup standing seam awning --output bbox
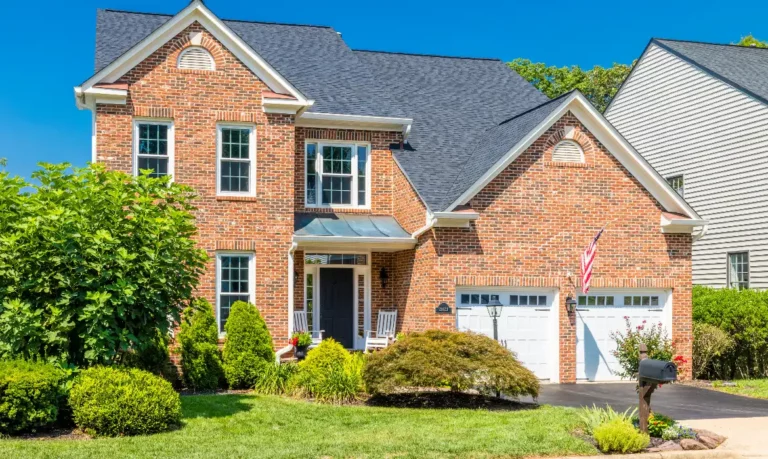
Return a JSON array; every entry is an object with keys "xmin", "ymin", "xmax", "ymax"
[{"xmin": 294, "ymin": 213, "xmax": 416, "ymax": 248}]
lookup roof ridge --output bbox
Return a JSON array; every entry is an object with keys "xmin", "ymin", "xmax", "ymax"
[
  {"xmin": 354, "ymin": 49, "xmax": 501, "ymax": 62},
  {"xmin": 497, "ymin": 91, "xmax": 573, "ymax": 126},
  {"xmin": 654, "ymin": 37, "xmax": 768, "ymax": 52},
  {"xmin": 100, "ymin": 8, "xmax": 333, "ymax": 29}
]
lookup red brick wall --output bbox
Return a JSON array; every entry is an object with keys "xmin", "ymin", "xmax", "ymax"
[
  {"xmin": 391, "ymin": 112, "xmax": 693, "ymax": 381},
  {"xmin": 95, "ymin": 22, "xmax": 295, "ymax": 342}
]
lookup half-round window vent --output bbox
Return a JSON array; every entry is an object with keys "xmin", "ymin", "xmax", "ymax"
[
  {"xmin": 552, "ymin": 140, "xmax": 584, "ymax": 163},
  {"xmin": 178, "ymin": 47, "xmax": 215, "ymax": 71}
]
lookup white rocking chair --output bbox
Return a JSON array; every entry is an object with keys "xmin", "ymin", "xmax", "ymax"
[
  {"xmin": 293, "ymin": 310, "xmax": 323, "ymax": 348},
  {"xmin": 365, "ymin": 310, "xmax": 398, "ymax": 352}
]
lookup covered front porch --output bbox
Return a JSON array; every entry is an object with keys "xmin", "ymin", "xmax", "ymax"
[{"xmin": 290, "ymin": 213, "xmax": 416, "ymax": 350}]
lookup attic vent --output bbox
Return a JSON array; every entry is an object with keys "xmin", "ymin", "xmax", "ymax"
[
  {"xmin": 178, "ymin": 47, "xmax": 215, "ymax": 71},
  {"xmin": 552, "ymin": 140, "xmax": 584, "ymax": 163}
]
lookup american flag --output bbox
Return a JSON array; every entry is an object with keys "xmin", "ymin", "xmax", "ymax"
[{"xmin": 580, "ymin": 228, "xmax": 604, "ymax": 295}]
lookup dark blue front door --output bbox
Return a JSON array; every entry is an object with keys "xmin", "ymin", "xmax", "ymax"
[{"xmin": 319, "ymin": 268, "xmax": 355, "ymax": 349}]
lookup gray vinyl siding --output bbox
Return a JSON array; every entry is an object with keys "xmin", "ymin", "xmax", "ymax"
[{"xmin": 606, "ymin": 44, "xmax": 768, "ymax": 289}]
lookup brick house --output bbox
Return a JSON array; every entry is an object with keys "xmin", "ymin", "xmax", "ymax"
[{"xmin": 75, "ymin": 1, "xmax": 705, "ymax": 382}]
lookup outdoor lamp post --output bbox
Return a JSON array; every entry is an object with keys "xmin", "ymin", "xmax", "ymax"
[
  {"xmin": 565, "ymin": 296, "xmax": 578, "ymax": 314},
  {"xmin": 486, "ymin": 298, "xmax": 504, "ymax": 342}
]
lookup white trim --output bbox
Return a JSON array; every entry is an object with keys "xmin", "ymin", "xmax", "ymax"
[
  {"xmin": 432, "ymin": 211, "xmax": 480, "ymax": 228},
  {"xmin": 296, "ymin": 112, "xmax": 413, "ymax": 133},
  {"xmin": 444, "ymin": 92, "xmax": 703, "ymax": 223},
  {"xmin": 76, "ymin": 1, "xmax": 309, "ymax": 106},
  {"xmin": 91, "ymin": 111, "xmax": 97, "ymax": 163},
  {"xmin": 132, "ymin": 119, "xmax": 175, "ymax": 180},
  {"xmin": 660, "ymin": 213, "xmax": 708, "ymax": 233},
  {"xmin": 263, "ymin": 98, "xmax": 312, "ymax": 115},
  {"xmin": 216, "ymin": 123, "xmax": 257, "ymax": 197},
  {"xmin": 76, "ymin": 87, "xmax": 128, "ymax": 109},
  {"xmin": 287, "ymin": 242, "xmax": 297, "ymax": 338},
  {"xmin": 304, "ymin": 140, "xmax": 371, "ymax": 210},
  {"xmin": 215, "ymin": 251, "xmax": 256, "ymax": 336}
]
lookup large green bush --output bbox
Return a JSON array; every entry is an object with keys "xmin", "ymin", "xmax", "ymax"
[
  {"xmin": 610, "ymin": 317, "xmax": 674, "ymax": 379},
  {"xmin": 363, "ymin": 330, "xmax": 539, "ymax": 398},
  {"xmin": 119, "ymin": 329, "xmax": 178, "ymax": 385},
  {"xmin": 291, "ymin": 339, "xmax": 365, "ymax": 403},
  {"xmin": 693, "ymin": 285, "xmax": 768, "ymax": 378},
  {"xmin": 178, "ymin": 300, "xmax": 224, "ymax": 391},
  {"xmin": 69, "ymin": 366, "xmax": 181, "ymax": 436},
  {"xmin": 0, "ymin": 163, "xmax": 207, "ymax": 366},
  {"xmin": 222, "ymin": 301, "xmax": 274, "ymax": 389},
  {"xmin": 0, "ymin": 360, "xmax": 66, "ymax": 434},
  {"xmin": 693, "ymin": 323, "xmax": 734, "ymax": 379},
  {"xmin": 593, "ymin": 419, "xmax": 649, "ymax": 453}
]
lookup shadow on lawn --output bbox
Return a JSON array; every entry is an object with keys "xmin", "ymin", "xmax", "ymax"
[
  {"xmin": 365, "ymin": 392, "xmax": 539, "ymax": 411},
  {"xmin": 181, "ymin": 393, "xmax": 255, "ymax": 419}
]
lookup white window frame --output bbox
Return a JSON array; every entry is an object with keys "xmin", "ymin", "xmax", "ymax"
[
  {"xmin": 133, "ymin": 119, "xmax": 174, "ymax": 179},
  {"xmin": 304, "ymin": 140, "xmax": 371, "ymax": 209},
  {"xmin": 727, "ymin": 251, "xmax": 749, "ymax": 290},
  {"xmin": 216, "ymin": 124, "xmax": 257, "ymax": 197},
  {"xmin": 215, "ymin": 252, "xmax": 256, "ymax": 335},
  {"xmin": 667, "ymin": 174, "xmax": 684, "ymax": 198}
]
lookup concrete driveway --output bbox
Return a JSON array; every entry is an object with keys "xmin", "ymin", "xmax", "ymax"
[{"xmin": 536, "ymin": 383, "xmax": 768, "ymax": 457}]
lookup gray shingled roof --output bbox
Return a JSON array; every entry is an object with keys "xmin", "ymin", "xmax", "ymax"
[
  {"xmin": 93, "ymin": 9, "xmax": 553, "ymax": 212},
  {"xmin": 654, "ymin": 39, "xmax": 768, "ymax": 107}
]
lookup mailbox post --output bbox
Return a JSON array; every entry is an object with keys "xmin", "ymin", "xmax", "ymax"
[{"xmin": 637, "ymin": 343, "xmax": 678, "ymax": 434}]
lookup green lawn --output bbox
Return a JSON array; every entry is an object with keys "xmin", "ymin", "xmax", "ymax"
[
  {"xmin": 712, "ymin": 379, "xmax": 768, "ymax": 399},
  {"xmin": 0, "ymin": 394, "xmax": 596, "ymax": 459}
]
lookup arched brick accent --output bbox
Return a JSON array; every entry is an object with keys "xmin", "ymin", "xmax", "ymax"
[
  {"xmin": 168, "ymin": 23, "xmax": 225, "ymax": 71},
  {"xmin": 543, "ymin": 118, "xmax": 597, "ymax": 164}
]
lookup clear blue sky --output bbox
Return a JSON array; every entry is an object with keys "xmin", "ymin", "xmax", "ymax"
[{"xmin": 2, "ymin": 0, "xmax": 765, "ymax": 179}]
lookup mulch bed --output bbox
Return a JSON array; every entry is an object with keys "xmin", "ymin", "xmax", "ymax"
[
  {"xmin": 365, "ymin": 391, "xmax": 537, "ymax": 410},
  {"xmin": 10, "ymin": 428, "xmax": 90, "ymax": 441}
]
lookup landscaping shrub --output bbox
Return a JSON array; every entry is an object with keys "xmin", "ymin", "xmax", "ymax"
[
  {"xmin": 594, "ymin": 419, "xmax": 649, "ymax": 453},
  {"xmin": 253, "ymin": 362, "xmax": 297, "ymax": 395},
  {"xmin": 0, "ymin": 163, "xmax": 207, "ymax": 366},
  {"xmin": 291, "ymin": 339, "xmax": 365, "ymax": 403},
  {"xmin": 578, "ymin": 404, "xmax": 637, "ymax": 436},
  {"xmin": 222, "ymin": 301, "xmax": 274, "ymax": 389},
  {"xmin": 661, "ymin": 423, "xmax": 697, "ymax": 441},
  {"xmin": 611, "ymin": 317, "xmax": 674, "ymax": 379},
  {"xmin": 0, "ymin": 360, "xmax": 66, "ymax": 434},
  {"xmin": 647, "ymin": 412, "xmax": 675, "ymax": 438},
  {"xmin": 69, "ymin": 366, "xmax": 181, "ymax": 436},
  {"xmin": 363, "ymin": 330, "xmax": 539, "ymax": 398},
  {"xmin": 693, "ymin": 285, "xmax": 768, "ymax": 378},
  {"xmin": 120, "ymin": 329, "xmax": 178, "ymax": 385},
  {"xmin": 178, "ymin": 301, "xmax": 224, "ymax": 391},
  {"xmin": 693, "ymin": 323, "xmax": 734, "ymax": 379}
]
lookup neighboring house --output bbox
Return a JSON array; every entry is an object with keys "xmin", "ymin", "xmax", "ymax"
[
  {"xmin": 607, "ymin": 38, "xmax": 768, "ymax": 290},
  {"xmin": 75, "ymin": 1, "xmax": 705, "ymax": 382}
]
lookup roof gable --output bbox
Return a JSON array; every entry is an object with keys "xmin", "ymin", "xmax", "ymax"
[
  {"xmin": 81, "ymin": 1, "xmax": 309, "ymax": 104},
  {"xmin": 442, "ymin": 91, "xmax": 701, "ymax": 220}
]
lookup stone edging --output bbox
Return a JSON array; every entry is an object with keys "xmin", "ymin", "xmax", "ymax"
[{"xmin": 556, "ymin": 450, "xmax": 742, "ymax": 459}]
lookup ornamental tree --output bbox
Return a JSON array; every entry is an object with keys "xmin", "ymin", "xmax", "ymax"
[{"xmin": 0, "ymin": 162, "xmax": 207, "ymax": 366}]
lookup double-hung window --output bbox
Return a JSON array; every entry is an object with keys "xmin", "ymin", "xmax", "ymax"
[
  {"xmin": 217, "ymin": 125, "xmax": 256, "ymax": 196},
  {"xmin": 134, "ymin": 121, "xmax": 173, "ymax": 178},
  {"xmin": 216, "ymin": 253, "xmax": 255, "ymax": 333},
  {"xmin": 728, "ymin": 252, "xmax": 749, "ymax": 290},
  {"xmin": 305, "ymin": 142, "xmax": 370, "ymax": 207}
]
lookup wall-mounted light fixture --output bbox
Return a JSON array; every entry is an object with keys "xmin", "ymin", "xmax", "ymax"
[
  {"xmin": 379, "ymin": 267, "xmax": 389, "ymax": 289},
  {"xmin": 565, "ymin": 296, "xmax": 577, "ymax": 314},
  {"xmin": 294, "ymin": 270, "xmax": 299, "ymax": 284}
]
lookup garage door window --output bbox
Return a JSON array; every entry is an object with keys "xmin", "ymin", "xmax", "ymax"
[
  {"xmin": 510, "ymin": 295, "xmax": 547, "ymax": 306},
  {"xmin": 623, "ymin": 295, "xmax": 660, "ymax": 307},
  {"xmin": 460, "ymin": 293, "xmax": 499, "ymax": 305},
  {"xmin": 578, "ymin": 295, "xmax": 615, "ymax": 306}
]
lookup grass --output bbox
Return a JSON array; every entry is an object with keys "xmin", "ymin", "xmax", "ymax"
[
  {"xmin": 0, "ymin": 394, "xmax": 596, "ymax": 459},
  {"xmin": 712, "ymin": 379, "xmax": 768, "ymax": 399}
]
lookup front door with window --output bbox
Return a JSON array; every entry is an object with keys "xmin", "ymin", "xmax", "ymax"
[{"xmin": 319, "ymin": 268, "xmax": 355, "ymax": 348}]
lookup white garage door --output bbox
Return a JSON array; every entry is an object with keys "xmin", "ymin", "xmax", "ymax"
[
  {"xmin": 576, "ymin": 291, "xmax": 668, "ymax": 381},
  {"xmin": 456, "ymin": 290, "xmax": 554, "ymax": 380}
]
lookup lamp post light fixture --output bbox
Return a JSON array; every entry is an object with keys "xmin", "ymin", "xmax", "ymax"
[
  {"xmin": 486, "ymin": 298, "xmax": 504, "ymax": 342},
  {"xmin": 565, "ymin": 296, "xmax": 578, "ymax": 314},
  {"xmin": 379, "ymin": 267, "xmax": 389, "ymax": 289}
]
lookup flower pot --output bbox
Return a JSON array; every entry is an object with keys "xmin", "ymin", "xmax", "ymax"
[{"xmin": 294, "ymin": 345, "xmax": 309, "ymax": 361}]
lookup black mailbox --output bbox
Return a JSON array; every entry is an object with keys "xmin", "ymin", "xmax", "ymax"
[{"xmin": 638, "ymin": 359, "xmax": 677, "ymax": 383}]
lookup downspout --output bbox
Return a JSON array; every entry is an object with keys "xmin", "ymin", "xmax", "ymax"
[
  {"xmin": 412, "ymin": 215, "xmax": 437, "ymax": 239},
  {"xmin": 276, "ymin": 241, "xmax": 299, "ymax": 364}
]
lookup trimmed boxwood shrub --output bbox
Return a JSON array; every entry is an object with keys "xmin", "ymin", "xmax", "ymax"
[
  {"xmin": 594, "ymin": 419, "xmax": 649, "ymax": 453},
  {"xmin": 69, "ymin": 366, "xmax": 181, "ymax": 436},
  {"xmin": 364, "ymin": 330, "xmax": 539, "ymax": 397},
  {"xmin": 178, "ymin": 300, "xmax": 224, "ymax": 391},
  {"xmin": 0, "ymin": 360, "xmax": 66, "ymax": 434},
  {"xmin": 222, "ymin": 301, "xmax": 274, "ymax": 389},
  {"xmin": 291, "ymin": 339, "xmax": 365, "ymax": 403}
]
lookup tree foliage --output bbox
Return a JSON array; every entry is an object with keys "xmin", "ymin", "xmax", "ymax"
[
  {"xmin": 736, "ymin": 35, "xmax": 768, "ymax": 48},
  {"xmin": 0, "ymin": 162, "xmax": 207, "ymax": 366},
  {"xmin": 508, "ymin": 58, "xmax": 633, "ymax": 112}
]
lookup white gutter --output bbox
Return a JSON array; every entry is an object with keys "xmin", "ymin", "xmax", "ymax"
[
  {"xmin": 412, "ymin": 216, "xmax": 438, "ymax": 239},
  {"xmin": 296, "ymin": 112, "xmax": 413, "ymax": 138}
]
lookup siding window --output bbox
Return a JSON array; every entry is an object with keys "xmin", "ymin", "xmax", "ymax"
[
  {"xmin": 728, "ymin": 252, "xmax": 749, "ymax": 290},
  {"xmin": 134, "ymin": 121, "xmax": 173, "ymax": 178},
  {"xmin": 217, "ymin": 125, "xmax": 256, "ymax": 196},
  {"xmin": 217, "ymin": 253, "xmax": 254, "ymax": 333},
  {"xmin": 667, "ymin": 175, "xmax": 684, "ymax": 197},
  {"xmin": 305, "ymin": 142, "xmax": 370, "ymax": 208},
  {"xmin": 552, "ymin": 140, "xmax": 584, "ymax": 163}
]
